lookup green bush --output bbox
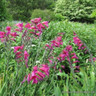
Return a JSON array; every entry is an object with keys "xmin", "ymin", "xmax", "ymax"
[
  {"xmin": 55, "ymin": 0, "xmax": 96, "ymax": 23},
  {"xmin": 31, "ymin": 9, "xmax": 55, "ymax": 21},
  {"xmin": 54, "ymin": 13, "xmax": 66, "ymax": 21},
  {"xmin": 0, "ymin": 0, "xmax": 12, "ymax": 21},
  {"xmin": 31, "ymin": 9, "xmax": 65, "ymax": 21}
]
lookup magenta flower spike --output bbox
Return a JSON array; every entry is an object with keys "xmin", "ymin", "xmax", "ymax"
[
  {"xmin": 25, "ymin": 23, "xmax": 31, "ymax": 29},
  {"xmin": 24, "ymin": 50, "xmax": 29, "ymax": 60}
]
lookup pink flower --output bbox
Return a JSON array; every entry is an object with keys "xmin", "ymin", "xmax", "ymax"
[
  {"xmin": 10, "ymin": 32, "xmax": 19, "ymax": 38},
  {"xmin": 37, "ymin": 23, "xmax": 45, "ymax": 31},
  {"xmin": 31, "ymin": 18, "xmax": 41, "ymax": 24},
  {"xmin": 73, "ymin": 60, "xmax": 79, "ymax": 63},
  {"xmin": 16, "ymin": 51, "xmax": 22, "ymax": 56},
  {"xmin": 24, "ymin": 50, "xmax": 29, "ymax": 59},
  {"xmin": 14, "ymin": 46, "xmax": 21, "ymax": 53},
  {"xmin": 59, "ymin": 69, "xmax": 62, "ymax": 72},
  {"xmin": 39, "ymin": 66, "xmax": 49, "ymax": 76},
  {"xmin": 66, "ymin": 45, "xmax": 72, "ymax": 52},
  {"xmin": 45, "ymin": 44, "xmax": 53, "ymax": 50},
  {"xmin": 48, "ymin": 59, "xmax": 53, "ymax": 64},
  {"xmin": 93, "ymin": 57, "xmax": 96, "ymax": 62},
  {"xmin": 25, "ymin": 23, "xmax": 31, "ymax": 29},
  {"xmin": 16, "ymin": 23, "xmax": 23, "ymax": 28},
  {"xmin": 36, "ymin": 71, "xmax": 45, "ymax": 78},
  {"xmin": 6, "ymin": 26, "xmax": 11, "ymax": 31},
  {"xmin": 61, "ymin": 65, "xmax": 65, "ymax": 69},
  {"xmin": 42, "ymin": 21, "xmax": 48, "ymax": 27},
  {"xmin": 57, "ymin": 36, "xmax": 62, "ymax": 41},
  {"xmin": 71, "ymin": 53, "xmax": 78, "ymax": 59},
  {"xmin": 6, "ymin": 31, "xmax": 10, "ymax": 36},
  {"xmin": 59, "ymin": 54, "xmax": 65, "ymax": 61},
  {"xmin": 73, "ymin": 36, "xmax": 86, "ymax": 51},
  {"xmin": 33, "ymin": 66, "xmax": 38, "ymax": 71},
  {"xmin": 51, "ymin": 36, "xmax": 63, "ymax": 47},
  {"xmin": 14, "ymin": 28, "xmax": 20, "ymax": 32},
  {"xmin": 16, "ymin": 55, "xmax": 22, "ymax": 59},
  {"xmin": 0, "ymin": 31, "xmax": 5, "ymax": 38},
  {"xmin": 14, "ymin": 45, "xmax": 24, "ymax": 53},
  {"xmin": 36, "ymin": 32, "xmax": 41, "ymax": 36},
  {"xmin": 29, "ymin": 26, "xmax": 37, "ymax": 31},
  {"xmin": 62, "ymin": 50, "xmax": 69, "ymax": 57}
]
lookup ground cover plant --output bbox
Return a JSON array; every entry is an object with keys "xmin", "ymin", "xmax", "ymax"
[{"xmin": 0, "ymin": 18, "xmax": 96, "ymax": 96}]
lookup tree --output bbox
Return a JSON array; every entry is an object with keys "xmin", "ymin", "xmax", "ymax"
[{"xmin": 0, "ymin": 0, "xmax": 7, "ymax": 21}]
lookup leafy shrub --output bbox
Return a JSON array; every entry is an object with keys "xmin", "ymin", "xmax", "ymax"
[
  {"xmin": 91, "ymin": 9, "xmax": 96, "ymax": 23},
  {"xmin": 31, "ymin": 9, "xmax": 65, "ymax": 21},
  {"xmin": 91, "ymin": 9, "xmax": 96, "ymax": 18},
  {"xmin": 54, "ymin": 13, "xmax": 66, "ymax": 21},
  {"xmin": 55, "ymin": 0, "xmax": 96, "ymax": 22},
  {"xmin": 31, "ymin": 9, "xmax": 55, "ymax": 21}
]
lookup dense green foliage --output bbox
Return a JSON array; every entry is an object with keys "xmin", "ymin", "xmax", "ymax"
[
  {"xmin": 7, "ymin": 0, "xmax": 56, "ymax": 21},
  {"xmin": 91, "ymin": 9, "xmax": 96, "ymax": 22},
  {"xmin": 55, "ymin": 0, "xmax": 96, "ymax": 22},
  {"xmin": 0, "ymin": 0, "xmax": 7, "ymax": 21},
  {"xmin": 31, "ymin": 9, "xmax": 65, "ymax": 21}
]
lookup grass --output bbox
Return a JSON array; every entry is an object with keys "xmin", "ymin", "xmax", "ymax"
[{"xmin": 0, "ymin": 20, "xmax": 96, "ymax": 96}]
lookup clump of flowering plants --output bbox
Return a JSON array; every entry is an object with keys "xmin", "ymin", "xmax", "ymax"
[
  {"xmin": 0, "ymin": 18, "xmax": 50, "ymax": 93},
  {"xmin": 0, "ymin": 18, "xmax": 96, "ymax": 95}
]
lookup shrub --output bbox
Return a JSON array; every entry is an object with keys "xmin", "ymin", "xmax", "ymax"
[
  {"xmin": 55, "ymin": 0, "xmax": 96, "ymax": 23},
  {"xmin": 31, "ymin": 9, "xmax": 65, "ymax": 21},
  {"xmin": 91, "ymin": 9, "xmax": 96, "ymax": 23},
  {"xmin": 31, "ymin": 9, "xmax": 55, "ymax": 21},
  {"xmin": 54, "ymin": 13, "xmax": 66, "ymax": 21}
]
